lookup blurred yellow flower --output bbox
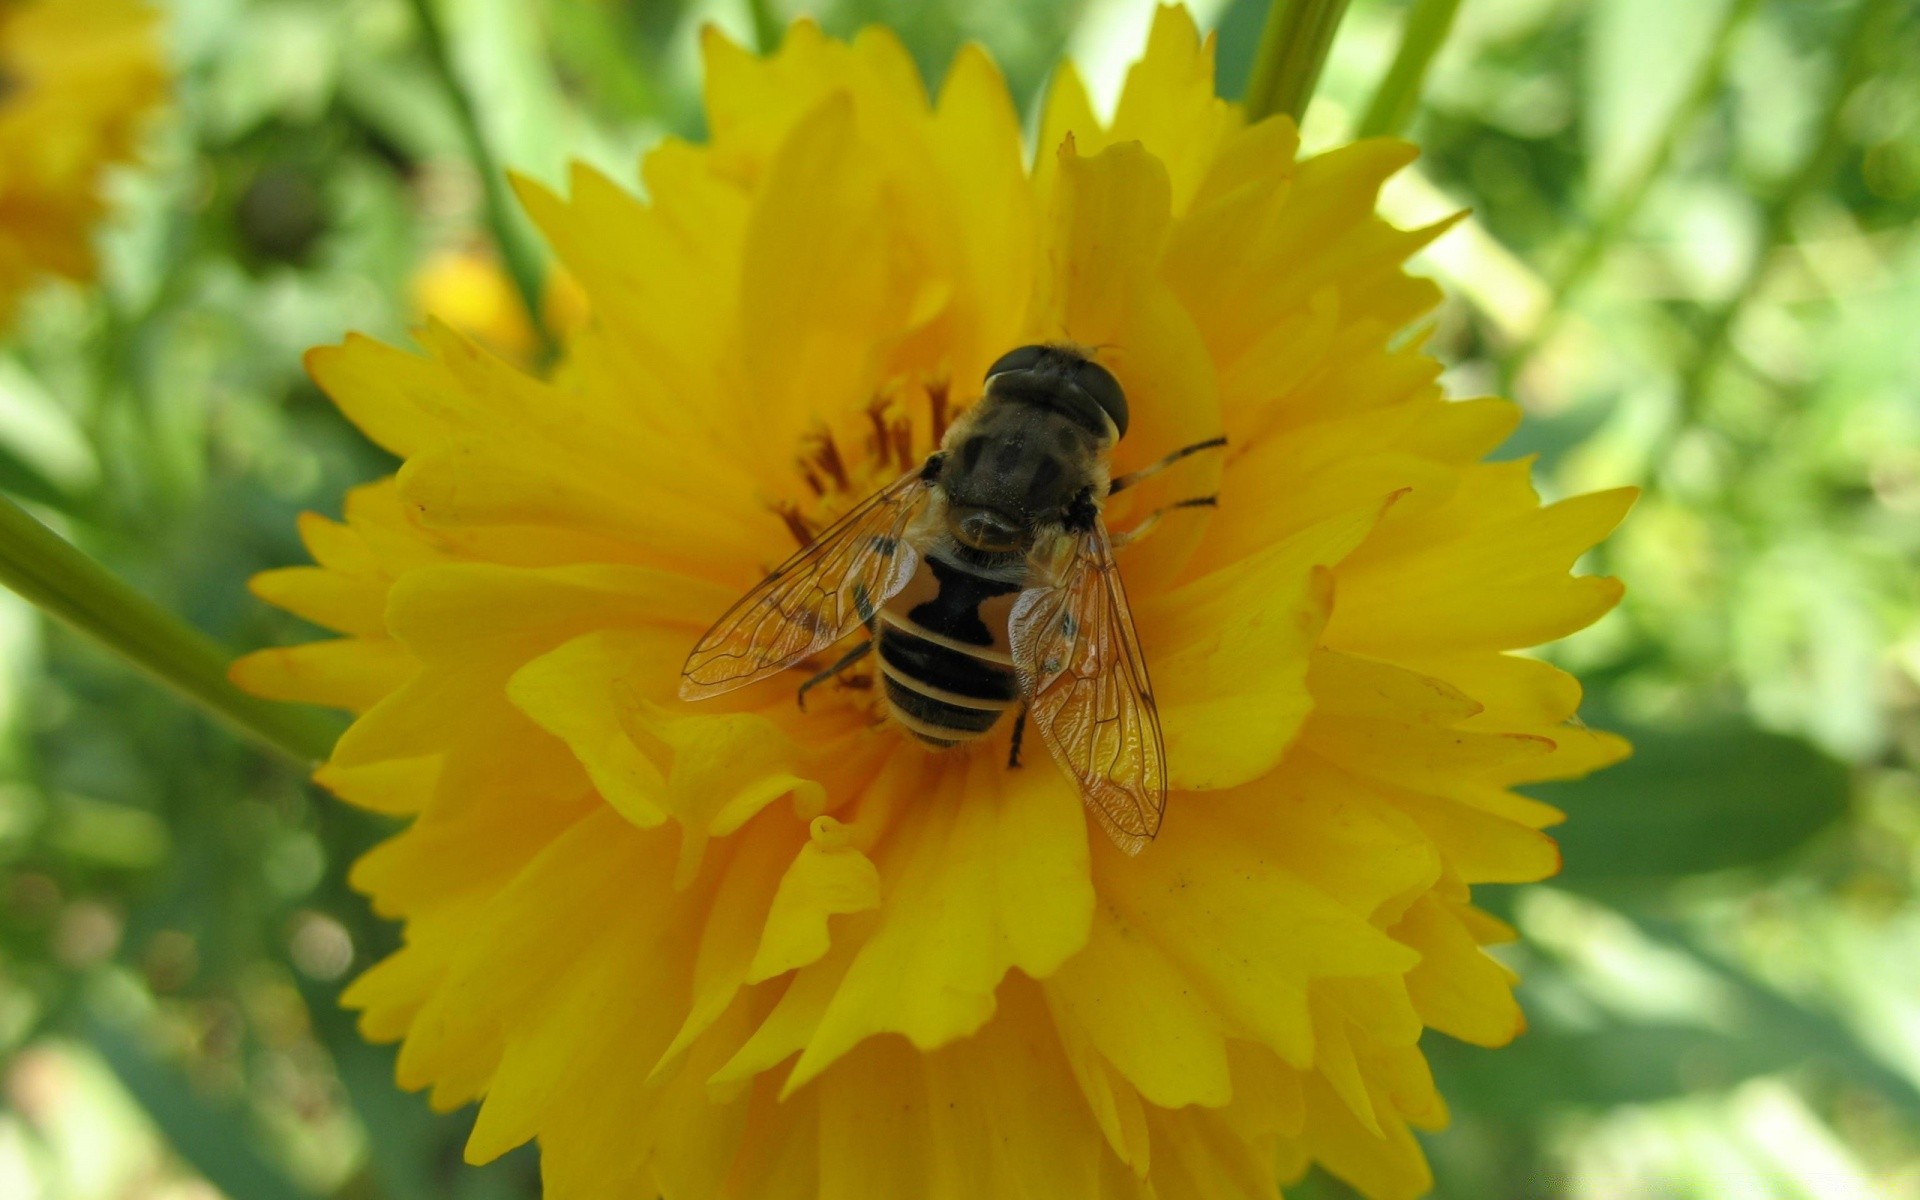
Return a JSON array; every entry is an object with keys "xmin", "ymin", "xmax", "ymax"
[
  {"xmin": 236, "ymin": 8, "xmax": 1632, "ymax": 1197},
  {"xmin": 0, "ymin": 0, "xmax": 164, "ymax": 326},
  {"xmin": 409, "ymin": 244, "xmax": 588, "ymax": 364}
]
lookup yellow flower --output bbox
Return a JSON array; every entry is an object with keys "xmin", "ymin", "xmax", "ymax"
[
  {"xmin": 409, "ymin": 244, "xmax": 589, "ymax": 364},
  {"xmin": 236, "ymin": 8, "xmax": 1632, "ymax": 1197},
  {"xmin": 0, "ymin": 0, "xmax": 164, "ymax": 327}
]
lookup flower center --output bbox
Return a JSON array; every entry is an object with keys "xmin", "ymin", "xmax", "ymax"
[{"xmin": 770, "ymin": 371, "xmax": 964, "ymax": 713}]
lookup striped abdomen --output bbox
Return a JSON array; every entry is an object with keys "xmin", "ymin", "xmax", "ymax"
[{"xmin": 877, "ymin": 556, "xmax": 1021, "ymax": 748}]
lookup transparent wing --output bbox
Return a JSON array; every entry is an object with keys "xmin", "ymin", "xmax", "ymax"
[
  {"xmin": 680, "ymin": 469, "xmax": 929, "ymax": 700},
  {"xmin": 1008, "ymin": 521, "xmax": 1168, "ymax": 855}
]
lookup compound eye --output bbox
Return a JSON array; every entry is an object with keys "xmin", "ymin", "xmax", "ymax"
[
  {"xmin": 1074, "ymin": 359, "xmax": 1128, "ymax": 438},
  {"xmin": 984, "ymin": 344, "xmax": 1047, "ymax": 380}
]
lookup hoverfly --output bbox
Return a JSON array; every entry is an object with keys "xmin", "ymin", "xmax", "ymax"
[{"xmin": 679, "ymin": 344, "xmax": 1223, "ymax": 854}]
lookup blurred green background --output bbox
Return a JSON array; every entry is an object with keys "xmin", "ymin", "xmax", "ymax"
[{"xmin": 0, "ymin": 0, "xmax": 1915, "ymax": 1196}]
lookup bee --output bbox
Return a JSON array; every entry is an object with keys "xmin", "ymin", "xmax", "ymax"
[{"xmin": 679, "ymin": 344, "xmax": 1223, "ymax": 854}]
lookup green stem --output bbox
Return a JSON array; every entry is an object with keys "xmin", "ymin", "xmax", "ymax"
[
  {"xmin": 0, "ymin": 494, "xmax": 338, "ymax": 767},
  {"xmin": 1355, "ymin": 0, "xmax": 1462, "ymax": 139},
  {"xmin": 746, "ymin": 0, "xmax": 783, "ymax": 54},
  {"xmin": 1244, "ymin": 0, "xmax": 1355, "ymax": 125},
  {"xmin": 406, "ymin": 0, "xmax": 557, "ymax": 361},
  {"xmin": 1675, "ymin": 0, "xmax": 1889, "ymax": 422}
]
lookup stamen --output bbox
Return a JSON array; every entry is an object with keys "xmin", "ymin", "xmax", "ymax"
[
  {"xmin": 773, "ymin": 502, "xmax": 816, "ymax": 550},
  {"xmin": 890, "ymin": 419, "xmax": 913, "ymax": 473},
  {"xmin": 808, "ymin": 429, "xmax": 851, "ymax": 493},
  {"xmin": 801, "ymin": 468, "xmax": 825, "ymax": 498},
  {"xmin": 865, "ymin": 399, "xmax": 893, "ymax": 464},
  {"xmin": 928, "ymin": 379, "xmax": 951, "ymax": 444}
]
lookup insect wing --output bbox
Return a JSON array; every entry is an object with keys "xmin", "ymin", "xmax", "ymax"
[
  {"xmin": 1008, "ymin": 522, "xmax": 1168, "ymax": 854},
  {"xmin": 680, "ymin": 469, "xmax": 928, "ymax": 700}
]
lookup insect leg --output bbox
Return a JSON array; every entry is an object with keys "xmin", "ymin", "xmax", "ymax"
[
  {"xmin": 1007, "ymin": 703, "xmax": 1028, "ymax": 769},
  {"xmin": 1107, "ymin": 435, "xmax": 1226, "ymax": 495},
  {"xmin": 797, "ymin": 638, "xmax": 875, "ymax": 710},
  {"xmin": 1109, "ymin": 496, "xmax": 1218, "ymax": 550}
]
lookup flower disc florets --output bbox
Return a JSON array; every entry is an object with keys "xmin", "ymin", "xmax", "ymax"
[{"xmin": 238, "ymin": 8, "xmax": 1632, "ymax": 1198}]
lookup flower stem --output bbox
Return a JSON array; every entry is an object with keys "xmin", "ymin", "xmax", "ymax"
[
  {"xmin": 746, "ymin": 0, "xmax": 783, "ymax": 54},
  {"xmin": 0, "ymin": 494, "xmax": 338, "ymax": 767},
  {"xmin": 1244, "ymin": 0, "xmax": 1354, "ymax": 125},
  {"xmin": 406, "ymin": 0, "xmax": 557, "ymax": 361},
  {"xmin": 1355, "ymin": 0, "xmax": 1462, "ymax": 139}
]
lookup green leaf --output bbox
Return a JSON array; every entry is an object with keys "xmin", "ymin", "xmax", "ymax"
[
  {"xmin": 87, "ymin": 1019, "xmax": 317, "ymax": 1200},
  {"xmin": 1535, "ymin": 719, "xmax": 1848, "ymax": 881},
  {"xmin": 1429, "ymin": 1021, "xmax": 1799, "ymax": 1117}
]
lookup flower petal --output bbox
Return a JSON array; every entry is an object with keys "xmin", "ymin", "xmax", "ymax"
[
  {"xmin": 506, "ymin": 630, "xmax": 675, "ymax": 828},
  {"xmin": 1091, "ymin": 799, "xmax": 1422, "ymax": 1071},
  {"xmin": 1043, "ymin": 903, "xmax": 1234, "ymax": 1111},
  {"xmin": 248, "ymin": 564, "xmax": 386, "ymax": 637},
  {"xmin": 735, "ymin": 93, "xmax": 911, "ymax": 469},
  {"xmin": 927, "ymin": 43, "xmax": 1037, "ymax": 382},
  {"xmin": 782, "ymin": 754, "xmax": 1093, "ymax": 1091},
  {"xmin": 748, "ymin": 817, "xmax": 882, "ymax": 983},
  {"xmin": 1109, "ymin": 5, "xmax": 1243, "ymax": 214},
  {"xmin": 1329, "ymin": 465, "xmax": 1638, "ymax": 655},
  {"xmin": 229, "ymin": 638, "xmax": 414, "ymax": 713},
  {"xmin": 1392, "ymin": 892, "xmax": 1524, "ymax": 1046},
  {"xmin": 1144, "ymin": 502, "xmax": 1391, "ymax": 790}
]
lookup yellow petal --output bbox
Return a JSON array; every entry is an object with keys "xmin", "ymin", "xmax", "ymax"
[
  {"xmin": 511, "ymin": 163, "xmax": 743, "ymax": 439},
  {"xmin": 927, "ymin": 43, "xmax": 1036, "ymax": 382},
  {"xmin": 1403, "ymin": 649, "xmax": 1585, "ymax": 727},
  {"xmin": 249, "ymin": 565, "xmax": 387, "ymax": 637},
  {"xmin": 1294, "ymin": 1070, "xmax": 1433, "ymax": 1200},
  {"xmin": 735, "ymin": 94, "xmax": 911, "ymax": 474},
  {"xmin": 1220, "ymin": 754, "xmax": 1441, "ymax": 927},
  {"xmin": 506, "ymin": 630, "xmax": 675, "ymax": 828},
  {"xmin": 1049, "ymin": 999, "xmax": 1156, "ymax": 1175},
  {"xmin": 1044, "ymin": 902, "xmax": 1233, "ymax": 1110},
  {"xmin": 748, "ymin": 816, "xmax": 881, "ymax": 982},
  {"xmin": 1393, "ymin": 892, "xmax": 1524, "ymax": 1046},
  {"xmin": 1310, "ymin": 991, "xmax": 1381, "ymax": 1136},
  {"xmin": 1372, "ymin": 776, "xmax": 1562, "ymax": 884},
  {"xmin": 1330, "ymin": 465, "xmax": 1638, "ymax": 655},
  {"xmin": 395, "ymin": 438, "xmax": 764, "ymax": 580},
  {"xmin": 305, "ymin": 334, "xmax": 465, "ymax": 458},
  {"xmin": 229, "ymin": 638, "xmax": 414, "ymax": 713},
  {"xmin": 1032, "ymin": 60, "xmax": 1101, "ymax": 205},
  {"xmin": 1092, "ymin": 796, "xmax": 1421, "ymax": 1070},
  {"xmin": 1146, "ymin": 1101, "xmax": 1284, "ymax": 1200},
  {"xmin": 814, "ymin": 982, "xmax": 1109, "ymax": 1199},
  {"xmin": 349, "ymin": 791, "xmax": 593, "ymax": 922},
  {"xmin": 1109, "ymin": 5, "xmax": 1243, "ymax": 214},
  {"xmin": 648, "ymin": 819, "xmax": 796, "ymax": 1084},
  {"xmin": 1143, "ymin": 503, "xmax": 1388, "ymax": 790},
  {"xmin": 1029, "ymin": 139, "xmax": 1170, "ymax": 353},
  {"xmin": 783, "ymin": 754, "xmax": 1092, "ymax": 1091},
  {"xmin": 312, "ymin": 754, "xmax": 440, "ymax": 817},
  {"xmin": 396, "ymin": 808, "xmax": 677, "ymax": 1092}
]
